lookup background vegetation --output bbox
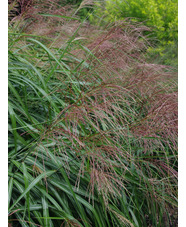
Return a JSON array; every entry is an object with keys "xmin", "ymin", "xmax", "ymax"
[
  {"xmin": 8, "ymin": 0, "xmax": 178, "ymax": 226},
  {"xmin": 90, "ymin": 0, "xmax": 178, "ymax": 67}
]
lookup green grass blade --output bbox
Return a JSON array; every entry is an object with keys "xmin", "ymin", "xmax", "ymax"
[
  {"xmin": 39, "ymin": 13, "xmax": 80, "ymax": 21},
  {"xmin": 22, "ymin": 162, "xmax": 31, "ymax": 225},
  {"xmin": 9, "ymin": 170, "xmax": 56, "ymax": 211},
  {"xmin": 8, "ymin": 101, "xmax": 17, "ymax": 152},
  {"xmin": 42, "ymin": 196, "xmax": 50, "ymax": 227},
  {"xmin": 8, "ymin": 177, "xmax": 14, "ymax": 209}
]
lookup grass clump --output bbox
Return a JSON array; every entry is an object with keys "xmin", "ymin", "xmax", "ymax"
[
  {"xmin": 8, "ymin": 2, "xmax": 177, "ymax": 226},
  {"xmin": 88, "ymin": 0, "xmax": 178, "ymax": 67}
]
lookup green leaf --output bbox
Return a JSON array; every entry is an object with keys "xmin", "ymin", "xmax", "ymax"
[
  {"xmin": 22, "ymin": 162, "xmax": 31, "ymax": 224},
  {"xmin": 8, "ymin": 177, "xmax": 14, "ymax": 209},
  {"xmin": 8, "ymin": 101, "xmax": 17, "ymax": 152},
  {"xmin": 39, "ymin": 13, "xmax": 80, "ymax": 21},
  {"xmin": 9, "ymin": 170, "xmax": 56, "ymax": 211},
  {"xmin": 42, "ymin": 196, "xmax": 50, "ymax": 227}
]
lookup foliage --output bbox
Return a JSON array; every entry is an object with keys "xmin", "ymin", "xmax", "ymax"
[
  {"xmin": 91, "ymin": 0, "xmax": 178, "ymax": 66},
  {"xmin": 62, "ymin": 0, "xmax": 83, "ymax": 5},
  {"xmin": 8, "ymin": 2, "xmax": 178, "ymax": 227}
]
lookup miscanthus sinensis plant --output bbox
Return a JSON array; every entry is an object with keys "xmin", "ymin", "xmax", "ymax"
[{"xmin": 8, "ymin": 2, "xmax": 177, "ymax": 226}]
